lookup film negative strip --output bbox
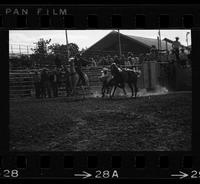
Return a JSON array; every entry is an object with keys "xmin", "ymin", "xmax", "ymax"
[{"xmin": 0, "ymin": 3, "xmax": 200, "ymax": 182}]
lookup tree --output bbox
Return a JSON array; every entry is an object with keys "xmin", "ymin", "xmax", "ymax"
[
  {"xmin": 32, "ymin": 38, "xmax": 51, "ymax": 55},
  {"xmin": 30, "ymin": 39, "xmax": 80, "ymax": 66},
  {"xmin": 48, "ymin": 43, "xmax": 79, "ymax": 57},
  {"xmin": 31, "ymin": 38, "xmax": 51, "ymax": 65},
  {"xmin": 48, "ymin": 43, "xmax": 80, "ymax": 65},
  {"xmin": 68, "ymin": 43, "xmax": 79, "ymax": 57}
]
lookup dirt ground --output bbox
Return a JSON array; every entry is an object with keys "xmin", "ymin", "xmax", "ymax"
[{"xmin": 9, "ymin": 92, "xmax": 192, "ymax": 151}]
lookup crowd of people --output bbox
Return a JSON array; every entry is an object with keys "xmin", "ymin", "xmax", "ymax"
[
  {"xmin": 32, "ymin": 54, "xmax": 86, "ymax": 98},
  {"xmin": 87, "ymin": 53, "xmax": 141, "ymax": 68},
  {"xmin": 33, "ymin": 67, "xmax": 61, "ymax": 98},
  {"xmin": 86, "ymin": 39, "xmax": 191, "ymax": 68}
]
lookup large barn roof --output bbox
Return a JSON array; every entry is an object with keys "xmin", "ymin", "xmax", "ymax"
[
  {"xmin": 126, "ymin": 34, "xmax": 171, "ymax": 50},
  {"xmin": 83, "ymin": 31, "xmax": 174, "ymax": 57}
]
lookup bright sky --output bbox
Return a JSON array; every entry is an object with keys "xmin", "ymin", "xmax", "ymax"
[{"xmin": 9, "ymin": 29, "xmax": 191, "ymax": 51}]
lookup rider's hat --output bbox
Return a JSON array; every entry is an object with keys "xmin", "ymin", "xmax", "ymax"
[
  {"xmin": 175, "ymin": 37, "xmax": 179, "ymax": 39},
  {"xmin": 103, "ymin": 67, "xmax": 109, "ymax": 71},
  {"xmin": 69, "ymin": 57, "xmax": 74, "ymax": 62}
]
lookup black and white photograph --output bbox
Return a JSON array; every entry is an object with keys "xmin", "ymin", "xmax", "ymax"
[{"xmin": 9, "ymin": 29, "xmax": 192, "ymax": 151}]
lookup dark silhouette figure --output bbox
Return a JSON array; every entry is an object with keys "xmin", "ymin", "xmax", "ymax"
[
  {"xmin": 74, "ymin": 54, "xmax": 86, "ymax": 85},
  {"xmin": 41, "ymin": 69, "xmax": 51, "ymax": 98}
]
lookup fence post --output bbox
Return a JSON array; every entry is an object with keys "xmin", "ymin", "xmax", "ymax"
[
  {"xmin": 147, "ymin": 61, "xmax": 152, "ymax": 90},
  {"xmin": 19, "ymin": 45, "xmax": 21, "ymax": 55},
  {"xmin": 11, "ymin": 45, "xmax": 13, "ymax": 54}
]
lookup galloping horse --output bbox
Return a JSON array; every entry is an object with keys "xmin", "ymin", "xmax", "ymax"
[
  {"xmin": 99, "ymin": 67, "xmax": 125, "ymax": 98},
  {"xmin": 110, "ymin": 63, "xmax": 140, "ymax": 98},
  {"xmin": 68, "ymin": 58, "xmax": 89, "ymax": 97}
]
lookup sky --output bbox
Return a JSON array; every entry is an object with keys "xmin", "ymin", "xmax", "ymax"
[{"xmin": 9, "ymin": 29, "xmax": 191, "ymax": 53}]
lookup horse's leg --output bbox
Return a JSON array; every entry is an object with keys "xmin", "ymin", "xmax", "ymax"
[
  {"xmin": 69, "ymin": 76, "xmax": 74, "ymax": 96},
  {"xmin": 81, "ymin": 85, "xmax": 85, "ymax": 99},
  {"xmin": 133, "ymin": 80, "xmax": 138, "ymax": 98},
  {"xmin": 109, "ymin": 86, "xmax": 113, "ymax": 98},
  {"xmin": 111, "ymin": 85, "xmax": 117, "ymax": 97},
  {"xmin": 122, "ymin": 85, "xmax": 127, "ymax": 96},
  {"xmin": 118, "ymin": 82, "xmax": 126, "ymax": 96},
  {"xmin": 102, "ymin": 86, "xmax": 105, "ymax": 98},
  {"xmin": 128, "ymin": 82, "xmax": 134, "ymax": 97},
  {"xmin": 72, "ymin": 74, "xmax": 79, "ymax": 96}
]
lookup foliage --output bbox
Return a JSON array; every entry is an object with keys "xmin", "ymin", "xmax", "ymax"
[
  {"xmin": 32, "ymin": 38, "xmax": 51, "ymax": 56},
  {"xmin": 11, "ymin": 38, "xmax": 81, "ymax": 68},
  {"xmin": 48, "ymin": 43, "xmax": 79, "ymax": 58},
  {"xmin": 29, "ymin": 38, "xmax": 52, "ymax": 66},
  {"xmin": 10, "ymin": 55, "xmax": 32, "ymax": 68}
]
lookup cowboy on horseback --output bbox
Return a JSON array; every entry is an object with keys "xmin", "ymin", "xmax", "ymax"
[
  {"xmin": 67, "ymin": 56, "xmax": 89, "ymax": 97},
  {"xmin": 74, "ymin": 53, "xmax": 86, "ymax": 85},
  {"xmin": 172, "ymin": 37, "xmax": 181, "ymax": 61},
  {"xmin": 110, "ymin": 62, "xmax": 139, "ymax": 98}
]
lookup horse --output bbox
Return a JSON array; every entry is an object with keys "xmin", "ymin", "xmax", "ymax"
[
  {"xmin": 99, "ymin": 67, "xmax": 125, "ymax": 98},
  {"xmin": 68, "ymin": 58, "xmax": 89, "ymax": 97},
  {"xmin": 110, "ymin": 63, "xmax": 140, "ymax": 98}
]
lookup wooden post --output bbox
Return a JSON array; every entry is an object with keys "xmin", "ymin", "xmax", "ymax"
[
  {"xmin": 11, "ymin": 45, "xmax": 13, "ymax": 54},
  {"xmin": 148, "ymin": 61, "xmax": 152, "ymax": 90},
  {"xmin": 159, "ymin": 30, "xmax": 162, "ymax": 51},
  {"xmin": 157, "ymin": 36, "xmax": 160, "ymax": 51},
  {"xmin": 27, "ymin": 46, "xmax": 29, "ymax": 55},
  {"xmin": 118, "ymin": 29, "xmax": 122, "ymax": 57},
  {"xmin": 65, "ymin": 30, "xmax": 69, "ymax": 64},
  {"xmin": 19, "ymin": 45, "xmax": 21, "ymax": 55},
  {"xmin": 165, "ymin": 40, "xmax": 168, "ymax": 61}
]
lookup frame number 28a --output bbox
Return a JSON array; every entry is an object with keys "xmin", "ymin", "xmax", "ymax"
[{"xmin": 95, "ymin": 170, "xmax": 119, "ymax": 179}]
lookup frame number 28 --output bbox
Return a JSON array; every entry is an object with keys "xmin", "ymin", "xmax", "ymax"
[{"xmin": 1, "ymin": 170, "xmax": 19, "ymax": 178}]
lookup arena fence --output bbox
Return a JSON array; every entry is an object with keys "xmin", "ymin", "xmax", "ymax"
[{"xmin": 9, "ymin": 62, "xmax": 192, "ymax": 99}]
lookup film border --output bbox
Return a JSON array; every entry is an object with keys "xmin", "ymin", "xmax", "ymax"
[{"xmin": 0, "ymin": 4, "xmax": 199, "ymax": 180}]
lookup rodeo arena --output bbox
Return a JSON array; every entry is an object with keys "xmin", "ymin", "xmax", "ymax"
[{"xmin": 9, "ymin": 30, "xmax": 192, "ymax": 151}]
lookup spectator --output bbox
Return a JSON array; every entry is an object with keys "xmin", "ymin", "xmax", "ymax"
[
  {"xmin": 114, "ymin": 55, "xmax": 120, "ymax": 65},
  {"xmin": 169, "ymin": 50, "xmax": 176, "ymax": 63},
  {"xmin": 33, "ymin": 70, "xmax": 42, "ymax": 98},
  {"xmin": 104, "ymin": 56, "xmax": 109, "ymax": 65},
  {"xmin": 90, "ymin": 58, "xmax": 97, "ymax": 67},
  {"xmin": 74, "ymin": 53, "xmax": 86, "ymax": 85},
  {"xmin": 119, "ymin": 54, "xmax": 125, "ymax": 66},
  {"xmin": 150, "ymin": 45, "xmax": 158, "ymax": 60},
  {"xmin": 109, "ymin": 56, "xmax": 114, "ymax": 65},
  {"xmin": 125, "ymin": 58, "xmax": 131, "ymax": 67},
  {"xmin": 41, "ymin": 68, "xmax": 51, "ymax": 98},
  {"xmin": 49, "ymin": 68, "xmax": 59, "ymax": 97},
  {"xmin": 127, "ymin": 55, "xmax": 132, "ymax": 65},
  {"xmin": 187, "ymin": 50, "xmax": 192, "ymax": 67},
  {"xmin": 139, "ymin": 53, "xmax": 145, "ymax": 64},
  {"xmin": 179, "ymin": 48, "xmax": 188, "ymax": 68},
  {"xmin": 54, "ymin": 55, "xmax": 62, "ymax": 68},
  {"xmin": 62, "ymin": 65, "xmax": 71, "ymax": 96},
  {"xmin": 172, "ymin": 37, "xmax": 181, "ymax": 61},
  {"xmin": 127, "ymin": 52, "xmax": 132, "ymax": 58}
]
